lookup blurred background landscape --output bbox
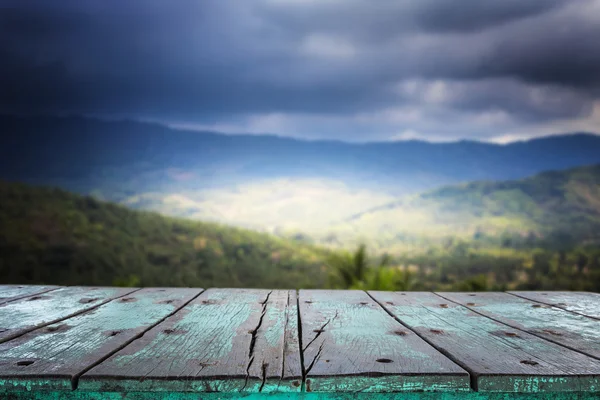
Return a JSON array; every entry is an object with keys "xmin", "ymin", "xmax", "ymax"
[
  {"xmin": 1, "ymin": 1, "xmax": 600, "ymax": 291},
  {"xmin": 2, "ymin": 115, "xmax": 599, "ymax": 292}
]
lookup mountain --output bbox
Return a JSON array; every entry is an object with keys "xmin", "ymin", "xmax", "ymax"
[
  {"xmin": 0, "ymin": 181, "xmax": 328, "ymax": 288},
  {"xmin": 338, "ymin": 164, "xmax": 600, "ymax": 250},
  {"xmin": 2, "ymin": 114, "xmax": 600, "ymax": 198},
  {"xmin": 2, "ymin": 114, "xmax": 599, "ymax": 236}
]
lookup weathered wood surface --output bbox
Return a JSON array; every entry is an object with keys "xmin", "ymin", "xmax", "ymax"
[
  {"xmin": 0, "ymin": 285, "xmax": 59, "ymax": 305},
  {"xmin": 438, "ymin": 292, "xmax": 600, "ymax": 360},
  {"xmin": 509, "ymin": 291, "xmax": 600, "ymax": 320},
  {"xmin": 369, "ymin": 291, "xmax": 600, "ymax": 393},
  {"xmin": 0, "ymin": 287, "xmax": 599, "ymax": 397},
  {"xmin": 298, "ymin": 290, "xmax": 469, "ymax": 393},
  {"xmin": 0, "ymin": 287, "xmax": 137, "ymax": 344},
  {"xmin": 80, "ymin": 289, "xmax": 302, "ymax": 393},
  {"xmin": 0, "ymin": 288, "xmax": 201, "ymax": 391}
]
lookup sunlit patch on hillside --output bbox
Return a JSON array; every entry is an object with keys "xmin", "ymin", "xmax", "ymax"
[{"xmin": 121, "ymin": 178, "xmax": 396, "ymax": 233}]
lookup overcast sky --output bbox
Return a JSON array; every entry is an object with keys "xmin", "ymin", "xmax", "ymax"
[{"xmin": 1, "ymin": 0, "xmax": 600, "ymax": 143}]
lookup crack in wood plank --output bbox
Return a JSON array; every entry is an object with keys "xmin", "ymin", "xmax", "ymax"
[
  {"xmin": 304, "ymin": 340, "xmax": 325, "ymax": 377},
  {"xmin": 243, "ymin": 290, "xmax": 272, "ymax": 391},
  {"xmin": 276, "ymin": 290, "xmax": 291, "ymax": 392},
  {"xmin": 296, "ymin": 291, "xmax": 307, "ymax": 392},
  {"xmin": 258, "ymin": 361, "xmax": 268, "ymax": 392},
  {"xmin": 299, "ymin": 308, "xmax": 338, "ymax": 389},
  {"xmin": 302, "ymin": 310, "xmax": 338, "ymax": 353}
]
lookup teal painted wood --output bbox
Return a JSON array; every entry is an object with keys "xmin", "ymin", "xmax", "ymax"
[
  {"xmin": 298, "ymin": 290, "xmax": 469, "ymax": 393},
  {"xmin": 282, "ymin": 291, "xmax": 302, "ymax": 384},
  {"xmin": 3, "ymin": 390, "xmax": 600, "ymax": 400},
  {"xmin": 79, "ymin": 289, "xmax": 302, "ymax": 393},
  {"xmin": 0, "ymin": 285, "xmax": 59, "ymax": 305},
  {"xmin": 438, "ymin": 292, "xmax": 600, "ymax": 360},
  {"xmin": 508, "ymin": 291, "xmax": 600, "ymax": 319},
  {"xmin": 0, "ymin": 288, "xmax": 201, "ymax": 392},
  {"xmin": 0, "ymin": 287, "xmax": 137, "ymax": 344},
  {"xmin": 369, "ymin": 291, "xmax": 600, "ymax": 393}
]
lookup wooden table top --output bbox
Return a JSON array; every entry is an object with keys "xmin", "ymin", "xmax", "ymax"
[{"xmin": 0, "ymin": 286, "xmax": 598, "ymax": 399}]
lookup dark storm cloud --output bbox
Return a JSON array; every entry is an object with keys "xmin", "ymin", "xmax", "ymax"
[
  {"xmin": 414, "ymin": 0, "xmax": 565, "ymax": 33},
  {"xmin": 0, "ymin": 0, "xmax": 599, "ymax": 141}
]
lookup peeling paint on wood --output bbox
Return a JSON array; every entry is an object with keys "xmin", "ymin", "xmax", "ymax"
[
  {"xmin": 0, "ymin": 288, "xmax": 201, "ymax": 392},
  {"xmin": 369, "ymin": 291, "xmax": 600, "ymax": 393},
  {"xmin": 3, "ymin": 390, "xmax": 600, "ymax": 400},
  {"xmin": 0, "ymin": 287, "xmax": 137, "ymax": 344},
  {"xmin": 79, "ymin": 289, "xmax": 301, "ymax": 393},
  {"xmin": 298, "ymin": 290, "xmax": 469, "ymax": 393},
  {"xmin": 0, "ymin": 288, "xmax": 599, "ymax": 397},
  {"xmin": 1, "ymin": 391, "xmax": 598, "ymax": 400},
  {"xmin": 508, "ymin": 291, "xmax": 600, "ymax": 320},
  {"xmin": 0, "ymin": 285, "xmax": 59, "ymax": 305},
  {"xmin": 437, "ymin": 292, "xmax": 600, "ymax": 360}
]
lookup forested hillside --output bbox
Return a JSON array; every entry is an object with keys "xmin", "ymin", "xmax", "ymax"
[
  {"xmin": 338, "ymin": 164, "xmax": 600, "ymax": 250},
  {"xmin": 0, "ymin": 181, "xmax": 328, "ymax": 288},
  {"xmin": 1, "ymin": 180, "xmax": 599, "ymax": 292}
]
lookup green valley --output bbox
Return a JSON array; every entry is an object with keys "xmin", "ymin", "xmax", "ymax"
[
  {"xmin": 0, "ymin": 181, "xmax": 330, "ymax": 289},
  {"xmin": 2, "ymin": 164, "xmax": 600, "ymax": 293},
  {"xmin": 331, "ymin": 164, "xmax": 600, "ymax": 252}
]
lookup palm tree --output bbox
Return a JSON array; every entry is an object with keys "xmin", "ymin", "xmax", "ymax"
[{"xmin": 327, "ymin": 244, "xmax": 403, "ymax": 290}]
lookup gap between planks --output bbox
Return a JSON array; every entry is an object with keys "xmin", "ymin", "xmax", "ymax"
[
  {"xmin": 296, "ymin": 290, "xmax": 307, "ymax": 393},
  {"xmin": 364, "ymin": 291, "xmax": 480, "ymax": 391},
  {"xmin": 4, "ymin": 289, "xmax": 598, "ymax": 394},
  {"xmin": 506, "ymin": 291, "xmax": 600, "ymax": 321},
  {"xmin": 435, "ymin": 292, "xmax": 600, "ymax": 362},
  {"xmin": 0, "ymin": 286, "xmax": 61, "ymax": 306},
  {"xmin": 0, "ymin": 287, "xmax": 143, "ymax": 345},
  {"xmin": 243, "ymin": 290, "xmax": 272, "ymax": 392},
  {"xmin": 69, "ymin": 289, "xmax": 206, "ymax": 390}
]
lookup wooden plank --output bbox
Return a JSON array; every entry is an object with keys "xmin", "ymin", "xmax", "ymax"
[
  {"xmin": 370, "ymin": 291, "xmax": 600, "ymax": 393},
  {"xmin": 0, "ymin": 286, "xmax": 137, "ymax": 343},
  {"xmin": 79, "ymin": 289, "xmax": 302, "ymax": 393},
  {"xmin": 4, "ymin": 392, "xmax": 600, "ymax": 400},
  {"xmin": 0, "ymin": 285, "xmax": 60, "ymax": 305},
  {"xmin": 0, "ymin": 288, "xmax": 201, "ymax": 392},
  {"xmin": 247, "ymin": 289, "xmax": 302, "ymax": 392},
  {"xmin": 438, "ymin": 292, "xmax": 600, "ymax": 360},
  {"xmin": 508, "ymin": 292, "xmax": 600, "ymax": 320},
  {"xmin": 298, "ymin": 290, "xmax": 469, "ymax": 393}
]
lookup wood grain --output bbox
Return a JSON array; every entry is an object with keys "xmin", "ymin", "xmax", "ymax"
[
  {"xmin": 370, "ymin": 291, "xmax": 600, "ymax": 393},
  {"xmin": 0, "ymin": 285, "xmax": 59, "ymax": 305},
  {"xmin": 0, "ymin": 288, "xmax": 201, "ymax": 391},
  {"xmin": 438, "ymin": 292, "xmax": 600, "ymax": 360},
  {"xmin": 0, "ymin": 286, "xmax": 137, "ymax": 344},
  {"xmin": 298, "ymin": 290, "xmax": 469, "ymax": 393},
  {"xmin": 79, "ymin": 289, "xmax": 302, "ymax": 393},
  {"xmin": 508, "ymin": 292, "xmax": 600, "ymax": 320}
]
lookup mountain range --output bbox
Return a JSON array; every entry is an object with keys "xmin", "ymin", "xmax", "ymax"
[
  {"xmin": 2, "ymin": 114, "xmax": 600, "ymax": 195},
  {"xmin": 1, "ymin": 114, "xmax": 600, "ymax": 248}
]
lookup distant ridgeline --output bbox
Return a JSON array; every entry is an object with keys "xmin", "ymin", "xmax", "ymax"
[{"xmin": 2, "ymin": 114, "xmax": 600, "ymax": 197}]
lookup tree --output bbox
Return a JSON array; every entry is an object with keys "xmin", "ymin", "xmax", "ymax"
[{"xmin": 326, "ymin": 244, "xmax": 412, "ymax": 290}]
